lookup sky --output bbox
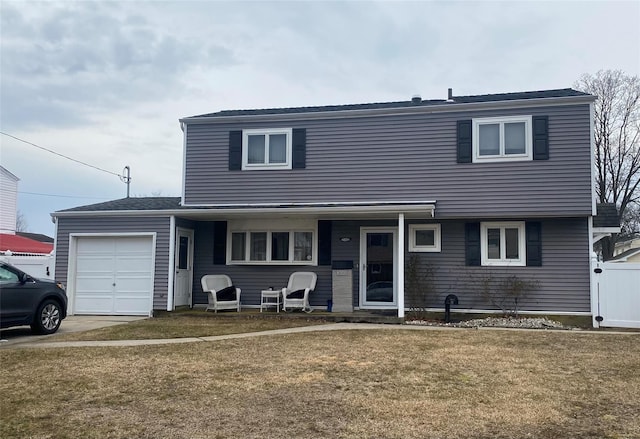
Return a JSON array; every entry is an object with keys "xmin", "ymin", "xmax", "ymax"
[{"xmin": 1, "ymin": 0, "xmax": 639, "ymax": 237}]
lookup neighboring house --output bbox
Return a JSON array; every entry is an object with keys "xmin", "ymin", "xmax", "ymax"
[
  {"xmin": 0, "ymin": 166, "xmax": 55, "ymax": 277},
  {"xmin": 1, "ymin": 165, "xmax": 19, "ymax": 234},
  {"xmin": 610, "ymin": 248, "xmax": 640, "ymax": 263},
  {"xmin": 53, "ymin": 88, "xmax": 604, "ymax": 318}
]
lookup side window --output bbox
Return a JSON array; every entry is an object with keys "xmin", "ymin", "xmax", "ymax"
[
  {"xmin": 408, "ymin": 224, "xmax": 441, "ymax": 252},
  {"xmin": 0, "ymin": 266, "xmax": 20, "ymax": 284}
]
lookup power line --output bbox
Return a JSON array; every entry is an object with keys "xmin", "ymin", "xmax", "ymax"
[
  {"xmin": 19, "ymin": 191, "xmax": 111, "ymax": 200},
  {"xmin": 1, "ymin": 131, "xmax": 124, "ymax": 178}
]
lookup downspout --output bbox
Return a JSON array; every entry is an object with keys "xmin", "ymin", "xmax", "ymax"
[
  {"xmin": 397, "ymin": 213, "xmax": 405, "ymax": 318},
  {"xmin": 167, "ymin": 216, "xmax": 176, "ymax": 311}
]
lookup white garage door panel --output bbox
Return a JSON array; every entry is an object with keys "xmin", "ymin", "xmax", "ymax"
[{"xmin": 74, "ymin": 236, "xmax": 154, "ymax": 315}]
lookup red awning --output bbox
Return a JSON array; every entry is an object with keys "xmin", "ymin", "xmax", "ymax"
[{"xmin": 0, "ymin": 234, "xmax": 53, "ymax": 254}]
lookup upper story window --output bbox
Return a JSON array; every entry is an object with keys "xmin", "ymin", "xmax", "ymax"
[
  {"xmin": 408, "ymin": 224, "xmax": 441, "ymax": 252},
  {"xmin": 242, "ymin": 128, "xmax": 292, "ymax": 170},
  {"xmin": 472, "ymin": 116, "xmax": 533, "ymax": 162},
  {"xmin": 480, "ymin": 221, "xmax": 526, "ymax": 266}
]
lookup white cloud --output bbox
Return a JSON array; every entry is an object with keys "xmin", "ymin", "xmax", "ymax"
[{"xmin": 0, "ymin": 0, "xmax": 638, "ymax": 235}]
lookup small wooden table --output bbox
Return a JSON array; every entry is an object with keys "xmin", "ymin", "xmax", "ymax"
[{"xmin": 260, "ymin": 289, "xmax": 281, "ymax": 313}]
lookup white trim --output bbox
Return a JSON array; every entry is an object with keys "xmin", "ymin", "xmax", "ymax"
[
  {"xmin": 167, "ymin": 216, "xmax": 176, "ymax": 311},
  {"xmin": 181, "ymin": 123, "xmax": 187, "ymax": 206},
  {"xmin": 226, "ymin": 218, "xmax": 318, "ymax": 265},
  {"xmin": 397, "ymin": 214, "xmax": 405, "ymax": 318},
  {"xmin": 472, "ymin": 115, "xmax": 532, "ymax": 162},
  {"xmin": 51, "ymin": 217, "xmax": 58, "ymax": 279},
  {"xmin": 52, "ymin": 201, "xmax": 437, "ymax": 218},
  {"xmin": 241, "ymin": 128, "xmax": 292, "ymax": 170},
  {"xmin": 359, "ymin": 227, "xmax": 398, "ymax": 309},
  {"xmin": 480, "ymin": 221, "xmax": 526, "ymax": 266},
  {"xmin": 179, "ymin": 95, "xmax": 596, "ymax": 125},
  {"xmin": 66, "ymin": 232, "xmax": 156, "ymax": 317},
  {"xmin": 408, "ymin": 224, "xmax": 441, "ymax": 252}
]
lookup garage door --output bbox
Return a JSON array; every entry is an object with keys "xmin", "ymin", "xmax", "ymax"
[{"xmin": 73, "ymin": 236, "xmax": 154, "ymax": 315}]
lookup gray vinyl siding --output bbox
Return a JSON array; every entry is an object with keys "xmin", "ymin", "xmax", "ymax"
[
  {"xmin": 190, "ymin": 217, "xmax": 590, "ymax": 313},
  {"xmin": 184, "ymin": 104, "xmax": 593, "ymax": 218},
  {"xmin": 404, "ymin": 218, "xmax": 591, "ymax": 313},
  {"xmin": 54, "ymin": 216, "xmax": 172, "ymax": 311}
]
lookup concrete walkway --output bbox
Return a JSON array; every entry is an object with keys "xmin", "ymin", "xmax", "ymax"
[{"xmin": 3, "ymin": 321, "xmax": 638, "ymax": 350}]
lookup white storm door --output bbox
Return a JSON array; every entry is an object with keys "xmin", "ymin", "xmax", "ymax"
[
  {"xmin": 173, "ymin": 228, "xmax": 194, "ymax": 307},
  {"xmin": 359, "ymin": 228, "xmax": 397, "ymax": 308}
]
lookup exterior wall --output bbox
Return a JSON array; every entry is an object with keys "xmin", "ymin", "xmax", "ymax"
[
  {"xmin": 190, "ymin": 217, "xmax": 591, "ymax": 313},
  {"xmin": 184, "ymin": 104, "xmax": 593, "ymax": 218},
  {"xmin": 192, "ymin": 221, "xmax": 332, "ymax": 308},
  {"xmin": 0, "ymin": 167, "xmax": 19, "ymax": 234},
  {"xmin": 54, "ymin": 216, "xmax": 172, "ymax": 310},
  {"xmin": 405, "ymin": 217, "xmax": 591, "ymax": 313}
]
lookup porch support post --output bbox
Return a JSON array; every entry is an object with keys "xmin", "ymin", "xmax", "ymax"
[{"xmin": 397, "ymin": 212, "xmax": 405, "ymax": 318}]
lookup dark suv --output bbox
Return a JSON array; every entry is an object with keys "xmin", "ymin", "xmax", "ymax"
[{"xmin": 0, "ymin": 261, "xmax": 68, "ymax": 334}]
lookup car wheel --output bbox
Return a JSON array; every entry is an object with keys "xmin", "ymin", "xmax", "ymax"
[{"xmin": 30, "ymin": 299, "xmax": 62, "ymax": 334}]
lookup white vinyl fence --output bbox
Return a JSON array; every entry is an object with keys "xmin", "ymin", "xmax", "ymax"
[
  {"xmin": 592, "ymin": 260, "xmax": 640, "ymax": 328},
  {"xmin": 0, "ymin": 253, "xmax": 54, "ymax": 279}
]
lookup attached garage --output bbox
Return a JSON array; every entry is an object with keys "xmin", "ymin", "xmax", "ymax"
[{"xmin": 69, "ymin": 235, "xmax": 155, "ymax": 315}]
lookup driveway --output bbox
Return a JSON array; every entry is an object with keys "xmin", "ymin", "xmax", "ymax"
[{"xmin": 0, "ymin": 315, "xmax": 147, "ymax": 346}]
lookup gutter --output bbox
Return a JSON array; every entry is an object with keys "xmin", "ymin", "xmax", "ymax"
[{"xmin": 179, "ymin": 95, "xmax": 596, "ymax": 125}]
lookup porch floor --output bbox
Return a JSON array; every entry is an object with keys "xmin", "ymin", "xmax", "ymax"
[{"xmin": 191, "ymin": 308, "xmax": 404, "ymax": 324}]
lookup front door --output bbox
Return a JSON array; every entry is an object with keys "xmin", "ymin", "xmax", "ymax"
[
  {"xmin": 360, "ymin": 228, "xmax": 396, "ymax": 308},
  {"xmin": 174, "ymin": 228, "xmax": 194, "ymax": 308}
]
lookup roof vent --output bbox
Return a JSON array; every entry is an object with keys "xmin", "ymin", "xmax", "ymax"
[
  {"xmin": 411, "ymin": 95, "xmax": 421, "ymax": 104},
  {"xmin": 447, "ymin": 88, "xmax": 454, "ymax": 101}
]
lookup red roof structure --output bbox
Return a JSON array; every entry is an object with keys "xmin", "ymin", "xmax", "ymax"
[{"xmin": 0, "ymin": 233, "xmax": 53, "ymax": 254}]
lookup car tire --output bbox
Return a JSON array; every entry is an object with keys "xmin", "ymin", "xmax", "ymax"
[{"xmin": 30, "ymin": 299, "xmax": 63, "ymax": 334}]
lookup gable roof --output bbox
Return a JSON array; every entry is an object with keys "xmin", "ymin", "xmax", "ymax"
[
  {"xmin": 185, "ymin": 88, "xmax": 593, "ymax": 119},
  {"xmin": 58, "ymin": 197, "xmax": 182, "ymax": 213},
  {"xmin": 593, "ymin": 203, "xmax": 620, "ymax": 228},
  {"xmin": 0, "ymin": 233, "xmax": 53, "ymax": 254},
  {"xmin": 610, "ymin": 247, "xmax": 640, "ymax": 262},
  {"xmin": 16, "ymin": 232, "xmax": 54, "ymax": 243}
]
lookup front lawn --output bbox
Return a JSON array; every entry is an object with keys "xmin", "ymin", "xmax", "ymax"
[
  {"xmin": 48, "ymin": 312, "xmax": 328, "ymax": 342},
  {"xmin": 1, "ymin": 328, "xmax": 639, "ymax": 438}
]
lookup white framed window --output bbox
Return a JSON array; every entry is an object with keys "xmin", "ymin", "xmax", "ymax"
[
  {"xmin": 242, "ymin": 128, "xmax": 292, "ymax": 170},
  {"xmin": 473, "ymin": 116, "xmax": 532, "ymax": 162},
  {"xmin": 408, "ymin": 224, "xmax": 441, "ymax": 252},
  {"xmin": 227, "ymin": 219, "xmax": 316, "ymax": 265},
  {"xmin": 480, "ymin": 222, "xmax": 526, "ymax": 266}
]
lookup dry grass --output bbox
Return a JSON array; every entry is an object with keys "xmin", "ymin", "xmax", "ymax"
[
  {"xmin": 48, "ymin": 313, "xmax": 328, "ymax": 342},
  {"xmin": 1, "ymin": 328, "xmax": 639, "ymax": 439}
]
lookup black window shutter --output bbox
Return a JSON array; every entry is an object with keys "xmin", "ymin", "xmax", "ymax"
[
  {"xmin": 318, "ymin": 220, "xmax": 332, "ymax": 265},
  {"xmin": 228, "ymin": 131, "xmax": 242, "ymax": 170},
  {"xmin": 532, "ymin": 116, "xmax": 549, "ymax": 160},
  {"xmin": 526, "ymin": 221, "xmax": 542, "ymax": 266},
  {"xmin": 465, "ymin": 222, "xmax": 481, "ymax": 266},
  {"xmin": 457, "ymin": 120, "xmax": 472, "ymax": 163},
  {"xmin": 213, "ymin": 221, "xmax": 227, "ymax": 265},
  {"xmin": 292, "ymin": 128, "xmax": 306, "ymax": 169}
]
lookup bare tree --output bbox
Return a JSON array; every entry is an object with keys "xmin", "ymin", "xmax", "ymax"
[
  {"xmin": 16, "ymin": 210, "xmax": 28, "ymax": 232},
  {"xmin": 575, "ymin": 70, "xmax": 640, "ymax": 260}
]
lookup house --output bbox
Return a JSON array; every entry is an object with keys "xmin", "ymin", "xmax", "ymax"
[
  {"xmin": 1, "ymin": 166, "xmax": 55, "ymax": 277},
  {"xmin": 52, "ymin": 88, "xmax": 602, "ymax": 318},
  {"xmin": 610, "ymin": 247, "xmax": 640, "ymax": 263}
]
